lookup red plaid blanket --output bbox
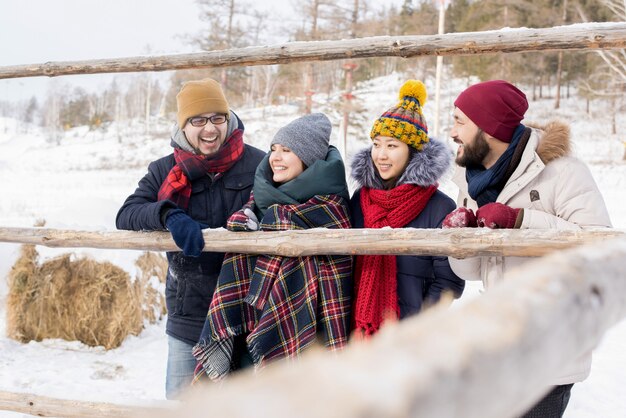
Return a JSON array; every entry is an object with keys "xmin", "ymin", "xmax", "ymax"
[{"xmin": 193, "ymin": 194, "xmax": 352, "ymax": 381}]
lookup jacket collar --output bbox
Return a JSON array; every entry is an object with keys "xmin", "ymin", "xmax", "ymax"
[
  {"xmin": 506, "ymin": 120, "xmax": 572, "ymax": 184},
  {"xmin": 527, "ymin": 120, "xmax": 571, "ymax": 164},
  {"xmin": 452, "ymin": 120, "xmax": 572, "ymax": 205}
]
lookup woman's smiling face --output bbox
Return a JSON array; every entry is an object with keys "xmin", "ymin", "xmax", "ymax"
[
  {"xmin": 371, "ymin": 136, "xmax": 411, "ymax": 182},
  {"xmin": 269, "ymin": 143, "xmax": 305, "ymax": 184}
]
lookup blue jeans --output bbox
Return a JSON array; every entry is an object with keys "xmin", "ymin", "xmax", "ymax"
[{"xmin": 165, "ymin": 336, "xmax": 197, "ymax": 399}]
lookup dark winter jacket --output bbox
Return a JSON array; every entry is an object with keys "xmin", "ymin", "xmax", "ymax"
[
  {"xmin": 350, "ymin": 138, "xmax": 465, "ymax": 318},
  {"xmin": 116, "ymin": 122, "xmax": 265, "ymax": 345}
]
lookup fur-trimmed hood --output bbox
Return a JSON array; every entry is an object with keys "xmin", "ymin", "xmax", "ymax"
[
  {"xmin": 351, "ymin": 137, "xmax": 453, "ymax": 190},
  {"xmin": 527, "ymin": 120, "xmax": 571, "ymax": 164}
]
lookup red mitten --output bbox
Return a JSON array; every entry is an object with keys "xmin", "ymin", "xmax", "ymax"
[
  {"xmin": 442, "ymin": 207, "xmax": 477, "ymax": 228},
  {"xmin": 476, "ymin": 202, "xmax": 522, "ymax": 229}
]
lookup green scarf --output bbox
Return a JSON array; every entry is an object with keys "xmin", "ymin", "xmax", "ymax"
[{"xmin": 253, "ymin": 146, "xmax": 349, "ymax": 217}]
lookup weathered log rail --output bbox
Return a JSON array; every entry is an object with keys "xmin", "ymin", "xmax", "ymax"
[
  {"xmin": 2, "ymin": 236, "xmax": 625, "ymax": 418},
  {"xmin": 167, "ymin": 236, "xmax": 626, "ymax": 418},
  {"xmin": 0, "ymin": 226, "xmax": 623, "ymax": 258},
  {"xmin": 0, "ymin": 391, "xmax": 169, "ymax": 418},
  {"xmin": 1, "ymin": 22, "xmax": 625, "ymax": 79}
]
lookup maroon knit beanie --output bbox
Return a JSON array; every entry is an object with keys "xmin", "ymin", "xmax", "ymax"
[{"xmin": 454, "ymin": 80, "xmax": 528, "ymax": 143}]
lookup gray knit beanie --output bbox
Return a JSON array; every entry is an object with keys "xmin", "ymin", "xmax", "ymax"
[{"xmin": 270, "ymin": 113, "xmax": 331, "ymax": 168}]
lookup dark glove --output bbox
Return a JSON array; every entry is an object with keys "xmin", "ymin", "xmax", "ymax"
[
  {"xmin": 165, "ymin": 209, "xmax": 205, "ymax": 257},
  {"xmin": 475, "ymin": 203, "xmax": 522, "ymax": 229},
  {"xmin": 243, "ymin": 208, "xmax": 260, "ymax": 231},
  {"xmin": 442, "ymin": 207, "xmax": 477, "ymax": 228}
]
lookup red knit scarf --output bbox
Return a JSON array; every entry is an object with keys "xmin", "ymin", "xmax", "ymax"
[
  {"xmin": 158, "ymin": 130, "xmax": 245, "ymax": 209},
  {"xmin": 353, "ymin": 183, "xmax": 437, "ymax": 336}
]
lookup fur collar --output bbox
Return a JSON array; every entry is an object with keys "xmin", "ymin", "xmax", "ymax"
[
  {"xmin": 351, "ymin": 137, "xmax": 452, "ymax": 190},
  {"xmin": 526, "ymin": 120, "xmax": 571, "ymax": 164}
]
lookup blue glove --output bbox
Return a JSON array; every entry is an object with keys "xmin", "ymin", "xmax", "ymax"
[{"xmin": 165, "ymin": 209, "xmax": 205, "ymax": 257}]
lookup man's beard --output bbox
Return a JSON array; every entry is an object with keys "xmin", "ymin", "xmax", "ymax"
[{"xmin": 455, "ymin": 130, "xmax": 490, "ymax": 168}]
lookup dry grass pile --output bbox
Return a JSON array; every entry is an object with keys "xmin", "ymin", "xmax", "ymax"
[
  {"xmin": 7, "ymin": 246, "xmax": 167, "ymax": 349},
  {"xmin": 134, "ymin": 251, "xmax": 168, "ymax": 323}
]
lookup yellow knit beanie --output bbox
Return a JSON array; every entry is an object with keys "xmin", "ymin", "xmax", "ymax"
[
  {"xmin": 370, "ymin": 80, "xmax": 429, "ymax": 150},
  {"xmin": 176, "ymin": 78, "xmax": 229, "ymax": 128}
]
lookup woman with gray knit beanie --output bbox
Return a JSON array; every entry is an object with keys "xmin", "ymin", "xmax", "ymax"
[{"xmin": 193, "ymin": 113, "xmax": 353, "ymax": 381}]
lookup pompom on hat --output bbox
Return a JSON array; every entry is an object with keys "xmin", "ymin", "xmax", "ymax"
[
  {"xmin": 370, "ymin": 80, "xmax": 430, "ymax": 151},
  {"xmin": 176, "ymin": 78, "xmax": 230, "ymax": 128},
  {"xmin": 454, "ymin": 80, "xmax": 528, "ymax": 143}
]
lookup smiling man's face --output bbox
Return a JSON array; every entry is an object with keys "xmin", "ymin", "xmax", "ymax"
[{"xmin": 182, "ymin": 113, "xmax": 228, "ymax": 156}]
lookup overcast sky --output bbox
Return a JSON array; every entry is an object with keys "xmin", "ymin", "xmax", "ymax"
[
  {"xmin": 0, "ymin": 0, "xmax": 408, "ymax": 103},
  {"xmin": 0, "ymin": 0, "xmax": 297, "ymax": 102}
]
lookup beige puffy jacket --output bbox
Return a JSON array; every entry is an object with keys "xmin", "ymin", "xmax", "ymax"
[{"xmin": 449, "ymin": 121, "xmax": 612, "ymax": 385}]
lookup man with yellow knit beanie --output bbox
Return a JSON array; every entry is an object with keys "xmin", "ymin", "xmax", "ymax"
[{"xmin": 116, "ymin": 78, "xmax": 265, "ymax": 399}]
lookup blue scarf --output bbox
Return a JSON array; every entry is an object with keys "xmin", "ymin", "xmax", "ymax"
[{"xmin": 466, "ymin": 125, "xmax": 526, "ymax": 207}]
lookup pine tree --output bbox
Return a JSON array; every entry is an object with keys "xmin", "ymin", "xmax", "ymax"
[{"xmin": 22, "ymin": 97, "xmax": 39, "ymax": 126}]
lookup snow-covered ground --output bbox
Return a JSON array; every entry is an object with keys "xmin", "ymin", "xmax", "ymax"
[{"xmin": 0, "ymin": 73, "xmax": 625, "ymax": 417}]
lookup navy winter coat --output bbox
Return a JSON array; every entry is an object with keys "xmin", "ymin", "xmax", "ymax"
[
  {"xmin": 349, "ymin": 138, "xmax": 465, "ymax": 319},
  {"xmin": 116, "ymin": 144, "xmax": 265, "ymax": 344},
  {"xmin": 350, "ymin": 189, "xmax": 464, "ymax": 318}
]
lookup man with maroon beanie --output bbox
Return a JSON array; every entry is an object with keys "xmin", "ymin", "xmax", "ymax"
[
  {"xmin": 442, "ymin": 80, "xmax": 612, "ymax": 417},
  {"xmin": 116, "ymin": 78, "xmax": 265, "ymax": 398}
]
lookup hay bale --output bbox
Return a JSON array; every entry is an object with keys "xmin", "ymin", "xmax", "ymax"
[
  {"xmin": 6, "ymin": 246, "xmax": 167, "ymax": 350},
  {"xmin": 135, "ymin": 251, "xmax": 168, "ymax": 323}
]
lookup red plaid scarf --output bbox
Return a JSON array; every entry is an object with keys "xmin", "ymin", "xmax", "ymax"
[
  {"xmin": 353, "ymin": 183, "xmax": 437, "ymax": 336},
  {"xmin": 157, "ymin": 130, "xmax": 245, "ymax": 208}
]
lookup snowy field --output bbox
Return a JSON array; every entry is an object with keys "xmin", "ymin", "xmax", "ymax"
[{"xmin": 0, "ymin": 74, "xmax": 625, "ymax": 417}]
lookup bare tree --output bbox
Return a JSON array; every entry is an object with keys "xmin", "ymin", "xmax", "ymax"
[
  {"xmin": 290, "ymin": 0, "xmax": 365, "ymax": 113},
  {"xmin": 596, "ymin": 1, "xmax": 626, "ymax": 83},
  {"xmin": 244, "ymin": 9, "xmax": 274, "ymax": 106},
  {"xmin": 555, "ymin": 0, "xmax": 569, "ymax": 109},
  {"xmin": 575, "ymin": 0, "xmax": 625, "ymax": 139},
  {"xmin": 42, "ymin": 81, "xmax": 65, "ymax": 145},
  {"xmin": 193, "ymin": 0, "xmax": 254, "ymax": 92},
  {"xmin": 22, "ymin": 97, "xmax": 39, "ymax": 129}
]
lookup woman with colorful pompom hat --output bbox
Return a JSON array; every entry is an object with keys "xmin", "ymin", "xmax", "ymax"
[{"xmin": 350, "ymin": 79, "xmax": 465, "ymax": 337}]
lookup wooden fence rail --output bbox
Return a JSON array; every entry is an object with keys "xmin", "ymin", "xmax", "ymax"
[
  {"xmin": 0, "ymin": 226, "xmax": 623, "ymax": 258},
  {"xmin": 2, "ymin": 236, "xmax": 625, "ymax": 418},
  {"xmin": 167, "ymin": 236, "xmax": 626, "ymax": 418},
  {"xmin": 1, "ymin": 22, "xmax": 625, "ymax": 79},
  {"xmin": 0, "ymin": 391, "xmax": 168, "ymax": 418}
]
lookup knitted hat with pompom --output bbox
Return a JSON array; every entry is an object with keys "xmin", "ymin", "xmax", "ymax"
[{"xmin": 370, "ymin": 80, "xmax": 429, "ymax": 151}]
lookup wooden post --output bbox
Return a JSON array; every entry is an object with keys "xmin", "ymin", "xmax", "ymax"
[
  {"xmin": 341, "ymin": 61, "xmax": 358, "ymax": 158},
  {"xmin": 433, "ymin": 0, "xmax": 446, "ymax": 138}
]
